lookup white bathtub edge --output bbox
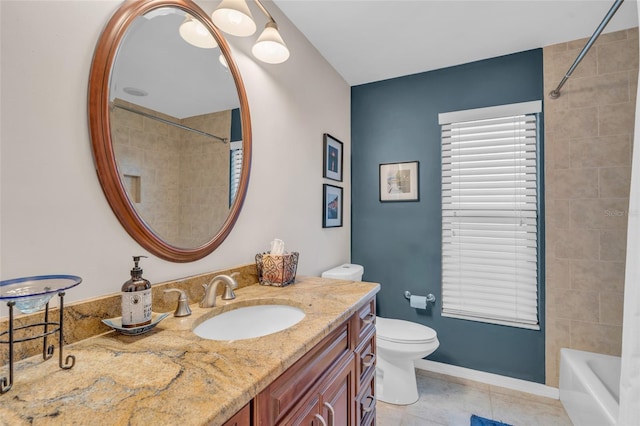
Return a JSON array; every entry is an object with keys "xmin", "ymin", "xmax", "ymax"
[
  {"xmin": 414, "ymin": 359, "xmax": 559, "ymax": 399},
  {"xmin": 559, "ymin": 348, "xmax": 619, "ymax": 426}
]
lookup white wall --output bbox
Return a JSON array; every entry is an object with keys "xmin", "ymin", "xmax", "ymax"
[{"xmin": 0, "ymin": 0, "xmax": 351, "ymax": 315}]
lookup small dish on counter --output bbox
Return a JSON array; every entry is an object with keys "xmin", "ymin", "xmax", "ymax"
[{"xmin": 102, "ymin": 312, "xmax": 169, "ymax": 335}]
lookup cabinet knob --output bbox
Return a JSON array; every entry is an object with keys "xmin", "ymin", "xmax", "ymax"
[
  {"xmin": 362, "ymin": 353, "xmax": 376, "ymax": 368},
  {"xmin": 362, "ymin": 396, "xmax": 375, "ymax": 414},
  {"xmin": 361, "ymin": 313, "xmax": 375, "ymax": 325}
]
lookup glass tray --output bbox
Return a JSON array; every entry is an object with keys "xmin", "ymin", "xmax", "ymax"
[{"xmin": 0, "ymin": 275, "xmax": 82, "ymax": 313}]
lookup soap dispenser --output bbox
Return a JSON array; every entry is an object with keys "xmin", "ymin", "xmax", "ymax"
[{"xmin": 121, "ymin": 255, "xmax": 152, "ymax": 328}]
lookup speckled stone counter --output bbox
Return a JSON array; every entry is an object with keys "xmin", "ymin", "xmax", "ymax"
[{"xmin": 0, "ymin": 276, "xmax": 379, "ymax": 426}]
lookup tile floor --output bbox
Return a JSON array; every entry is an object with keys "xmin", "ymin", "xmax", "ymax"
[{"xmin": 376, "ymin": 370, "xmax": 573, "ymax": 426}]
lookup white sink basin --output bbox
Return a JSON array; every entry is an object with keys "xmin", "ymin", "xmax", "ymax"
[{"xmin": 193, "ymin": 304, "xmax": 305, "ymax": 341}]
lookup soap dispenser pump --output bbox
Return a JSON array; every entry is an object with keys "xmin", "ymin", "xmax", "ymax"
[{"xmin": 121, "ymin": 255, "xmax": 152, "ymax": 328}]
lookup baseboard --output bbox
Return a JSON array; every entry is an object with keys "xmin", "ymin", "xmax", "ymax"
[{"xmin": 414, "ymin": 359, "xmax": 560, "ymax": 400}]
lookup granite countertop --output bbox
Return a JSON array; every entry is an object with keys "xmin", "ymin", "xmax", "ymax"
[{"xmin": 0, "ymin": 276, "xmax": 379, "ymax": 426}]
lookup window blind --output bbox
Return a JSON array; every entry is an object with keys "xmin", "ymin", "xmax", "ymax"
[
  {"xmin": 230, "ymin": 143, "xmax": 243, "ymax": 206},
  {"xmin": 439, "ymin": 101, "xmax": 541, "ymax": 330}
]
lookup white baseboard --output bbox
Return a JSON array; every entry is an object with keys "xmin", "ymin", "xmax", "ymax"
[{"xmin": 414, "ymin": 359, "xmax": 560, "ymax": 400}]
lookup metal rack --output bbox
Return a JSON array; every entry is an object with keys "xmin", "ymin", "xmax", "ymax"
[{"xmin": 0, "ymin": 292, "xmax": 75, "ymax": 394}]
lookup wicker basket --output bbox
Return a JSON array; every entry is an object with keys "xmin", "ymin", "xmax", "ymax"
[{"xmin": 255, "ymin": 252, "xmax": 299, "ymax": 287}]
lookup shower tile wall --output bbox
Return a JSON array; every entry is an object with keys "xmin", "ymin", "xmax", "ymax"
[
  {"xmin": 544, "ymin": 28, "xmax": 638, "ymax": 386},
  {"xmin": 111, "ymin": 101, "xmax": 231, "ymax": 247}
]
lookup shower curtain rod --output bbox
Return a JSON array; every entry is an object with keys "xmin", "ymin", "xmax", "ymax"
[
  {"xmin": 549, "ymin": 0, "xmax": 624, "ymax": 99},
  {"xmin": 112, "ymin": 103, "xmax": 229, "ymax": 143}
]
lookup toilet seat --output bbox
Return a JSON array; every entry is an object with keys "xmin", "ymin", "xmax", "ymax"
[{"xmin": 376, "ymin": 316, "xmax": 437, "ymax": 344}]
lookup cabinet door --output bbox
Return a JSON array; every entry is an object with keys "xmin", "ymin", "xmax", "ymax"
[
  {"xmin": 278, "ymin": 355, "xmax": 355, "ymax": 426},
  {"xmin": 320, "ymin": 355, "xmax": 355, "ymax": 426}
]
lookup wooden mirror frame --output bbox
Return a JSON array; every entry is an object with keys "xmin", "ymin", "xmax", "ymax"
[{"xmin": 88, "ymin": 0, "xmax": 251, "ymax": 262}]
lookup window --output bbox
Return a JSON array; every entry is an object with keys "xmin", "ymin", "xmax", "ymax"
[
  {"xmin": 439, "ymin": 101, "xmax": 542, "ymax": 330},
  {"xmin": 230, "ymin": 141, "xmax": 243, "ymax": 206}
]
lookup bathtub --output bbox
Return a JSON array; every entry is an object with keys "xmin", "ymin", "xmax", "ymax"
[{"xmin": 560, "ymin": 348, "xmax": 621, "ymax": 426}]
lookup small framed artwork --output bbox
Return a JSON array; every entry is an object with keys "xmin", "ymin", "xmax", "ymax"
[
  {"xmin": 322, "ymin": 184, "xmax": 343, "ymax": 228},
  {"xmin": 323, "ymin": 133, "xmax": 343, "ymax": 182},
  {"xmin": 379, "ymin": 161, "xmax": 420, "ymax": 202}
]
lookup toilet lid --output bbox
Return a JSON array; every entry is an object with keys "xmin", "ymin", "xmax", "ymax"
[{"xmin": 376, "ymin": 316, "xmax": 437, "ymax": 344}]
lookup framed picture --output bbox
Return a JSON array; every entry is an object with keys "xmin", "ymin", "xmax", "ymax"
[
  {"xmin": 322, "ymin": 184, "xmax": 343, "ymax": 228},
  {"xmin": 379, "ymin": 161, "xmax": 420, "ymax": 202},
  {"xmin": 323, "ymin": 133, "xmax": 343, "ymax": 182}
]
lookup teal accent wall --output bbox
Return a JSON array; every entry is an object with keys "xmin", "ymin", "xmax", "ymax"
[
  {"xmin": 351, "ymin": 49, "xmax": 545, "ymax": 383},
  {"xmin": 231, "ymin": 108, "xmax": 242, "ymax": 142}
]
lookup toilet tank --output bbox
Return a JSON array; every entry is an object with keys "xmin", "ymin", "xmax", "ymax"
[{"xmin": 321, "ymin": 264, "xmax": 364, "ymax": 281}]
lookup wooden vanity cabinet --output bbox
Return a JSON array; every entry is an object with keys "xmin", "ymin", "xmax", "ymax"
[{"xmin": 252, "ymin": 296, "xmax": 376, "ymax": 426}]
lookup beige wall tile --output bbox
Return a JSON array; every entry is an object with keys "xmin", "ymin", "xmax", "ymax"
[
  {"xmin": 567, "ymin": 37, "xmax": 590, "ymax": 51},
  {"xmin": 597, "ymin": 38, "xmax": 639, "ymax": 75},
  {"xmin": 570, "ymin": 135, "xmax": 631, "ymax": 168},
  {"xmin": 549, "ymin": 48, "xmax": 597, "ymax": 81},
  {"xmin": 598, "ymin": 102, "xmax": 637, "ymax": 136},
  {"xmin": 546, "ymin": 135, "xmax": 570, "ymax": 170},
  {"xmin": 544, "ymin": 42, "xmax": 568, "ymax": 56},
  {"xmin": 546, "ymin": 257, "xmax": 571, "ymax": 290},
  {"xmin": 599, "ymin": 292, "xmax": 625, "ymax": 326},
  {"xmin": 545, "ymin": 198, "xmax": 570, "ymax": 229},
  {"xmin": 570, "ymin": 321, "xmax": 622, "ymax": 356},
  {"xmin": 547, "ymin": 288, "xmax": 600, "ymax": 322},
  {"xmin": 570, "ymin": 260, "xmax": 625, "ymax": 293},
  {"xmin": 545, "ymin": 318, "xmax": 570, "ymax": 387},
  {"xmin": 568, "ymin": 72, "xmax": 629, "ymax": 108},
  {"xmin": 570, "ymin": 198, "xmax": 630, "ymax": 230},
  {"xmin": 599, "ymin": 229, "xmax": 627, "ymax": 261},
  {"xmin": 543, "ymin": 27, "xmax": 636, "ymax": 387},
  {"xmin": 545, "ymin": 107, "xmax": 598, "ymax": 139},
  {"xmin": 599, "ymin": 166, "xmax": 632, "ymax": 198},
  {"xmin": 555, "ymin": 228, "xmax": 600, "ymax": 260},
  {"xmin": 551, "ymin": 168, "xmax": 599, "ymax": 199},
  {"xmin": 631, "ymin": 69, "xmax": 639, "ymax": 104},
  {"xmin": 596, "ymin": 30, "xmax": 630, "ymax": 44}
]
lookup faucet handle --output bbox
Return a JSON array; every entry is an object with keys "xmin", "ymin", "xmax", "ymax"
[
  {"xmin": 163, "ymin": 288, "xmax": 192, "ymax": 317},
  {"xmin": 222, "ymin": 273, "xmax": 239, "ymax": 300},
  {"xmin": 222, "ymin": 284, "xmax": 236, "ymax": 300},
  {"xmin": 229, "ymin": 272, "xmax": 240, "ymax": 287}
]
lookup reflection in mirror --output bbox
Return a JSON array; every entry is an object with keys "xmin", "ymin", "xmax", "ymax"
[{"xmin": 108, "ymin": 7, "xmax": 242, "ymax": 249}]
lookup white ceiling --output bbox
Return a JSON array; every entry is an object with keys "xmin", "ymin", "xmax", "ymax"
[{"xmin": 273, "ymin": 0, "xmax": 639, "ymax": 86}]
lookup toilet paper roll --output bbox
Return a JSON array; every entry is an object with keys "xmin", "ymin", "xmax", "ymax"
[{"xmin": 410, "ymin": 295, "xmax": 428, "ymax": 310}]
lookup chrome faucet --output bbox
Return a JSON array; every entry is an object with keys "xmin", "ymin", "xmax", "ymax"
[{"xmin": 200, "ymin": 273, "xmax": 239, "ymax": 308}]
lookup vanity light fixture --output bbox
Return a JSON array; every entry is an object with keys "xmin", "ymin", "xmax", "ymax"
[
  {"xmin": 212, "ymin": 0, "xmax": 290, "ymax": 64},
  {"xmin": 179, "ymin": 14, "xmax": 218, "ymax": 48},
  {"xmin": 211, "ymin": 0, "xmax": 256, "ymax": 36}
]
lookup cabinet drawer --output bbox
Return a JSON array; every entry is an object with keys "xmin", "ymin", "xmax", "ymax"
[
  {"xmin": 355, "ymin": 328, "xmax": 376, "ymax": 387},
  {"xmin": 256, "ymin": 323, "xmax": 350, "ymax": 424},
  {"xmin": 356, "ymin": 370, "xmax": 376, "ymax": 426},
  {"xmin": 353, "ymin": 299, "xmax": 376, "ymax": 346}
]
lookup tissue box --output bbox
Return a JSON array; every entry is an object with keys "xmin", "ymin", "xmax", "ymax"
[{"xmin": 255, "ymin": 252, "xmax": 299, "ymax": 287}]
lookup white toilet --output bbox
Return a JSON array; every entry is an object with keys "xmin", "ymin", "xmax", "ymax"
[{"xmin": 321, "ymin": 264, "xmax": 439, "ymax": 405}]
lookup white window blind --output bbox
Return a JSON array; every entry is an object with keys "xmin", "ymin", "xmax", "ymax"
[
  {"xmin": 439, "ymin": 101, "xmax": 541, "ymax": 330},
  {"xmin": 230, "ymin": 142, "xmax": 243, "ymax": 206}
]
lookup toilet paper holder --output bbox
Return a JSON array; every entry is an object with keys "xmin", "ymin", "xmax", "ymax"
[{"xmin": 404, "ymin": 291, "xmax": 436, "ymax": 304}]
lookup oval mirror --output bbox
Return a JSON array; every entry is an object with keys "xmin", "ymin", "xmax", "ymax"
[{"xmin": 89, "ymin": 0, "xmax": 251, "ymax": 262}]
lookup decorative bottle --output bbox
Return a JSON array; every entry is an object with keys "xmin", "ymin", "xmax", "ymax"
[{"xmin": 121, "ymin": 255, "xmax": 152, "ymax": 328}]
